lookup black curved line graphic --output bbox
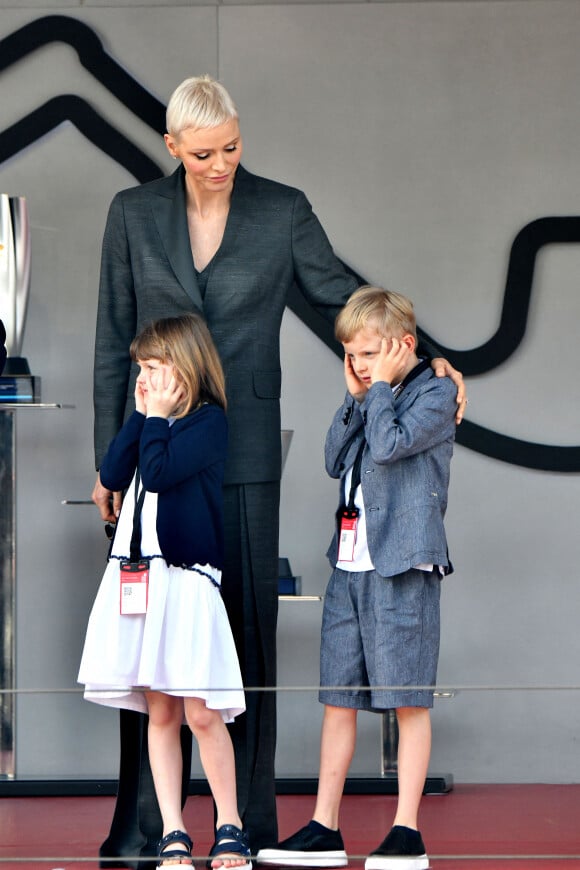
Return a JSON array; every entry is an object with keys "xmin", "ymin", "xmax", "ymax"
[
  {"xmin": 0, "ymin": 15, "xmax": 166, "ymax": 134},
  {"xmin": 0, "ymin": 95, "xmax": 163, "ymax": 184},
  {"xmin": 1, "ymin": 15, "xmax": 580, "ymax": 472},
  {"xmin": 420, "ymin": 216, "xmax": 580, "ymax": 377},
  {"xmin": 458, "ymin": 420, "xmax": 580, "ymax": 474}
]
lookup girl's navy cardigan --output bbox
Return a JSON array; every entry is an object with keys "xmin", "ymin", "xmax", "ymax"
[{"xmin": 99, "ymin": 405, "xmax": 227, "ymax": 570}]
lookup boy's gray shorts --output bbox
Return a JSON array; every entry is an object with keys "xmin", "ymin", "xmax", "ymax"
[{"xmin": 319, "ymin": 566, "xmax": 441, "ymax": 711}]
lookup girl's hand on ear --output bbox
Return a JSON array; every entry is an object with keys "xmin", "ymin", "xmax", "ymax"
[
  {"xmin": 134, "ymin": 378, "xmax": 147, "ymax": 415},
  {"xmin": 145, "ymin": 365, "xmax": 185, "ymax": 418}
]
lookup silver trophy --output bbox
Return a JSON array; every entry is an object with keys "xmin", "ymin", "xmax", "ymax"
[{"xmin": 0, "ymin": 194, "xmax": 38, "ymax": 399}]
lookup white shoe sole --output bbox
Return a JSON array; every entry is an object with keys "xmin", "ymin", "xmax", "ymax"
[
  {"xmin": 364, "ymin": 855, "xmax": 428, "ymax": 870},
  {"xmin": 208, "ymin": 860, "xmax": 252, "ymax": 870},
  {"xmin": 257, "ymin": 849, "xmax": 348, "ymax": 867}
]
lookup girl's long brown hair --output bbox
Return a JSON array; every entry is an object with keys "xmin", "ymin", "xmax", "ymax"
[{"xmin": 130, "ymin": 313, "xmax": 226, "ymax": 418}]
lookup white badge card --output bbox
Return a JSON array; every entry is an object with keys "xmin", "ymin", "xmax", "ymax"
[
  {"xmin": 337, "ymin": 508, "xmax": 359, "ymax": 562},
  {"xmin": 120, "ymin": 560, "xmax": 149, "ymax": 615}
]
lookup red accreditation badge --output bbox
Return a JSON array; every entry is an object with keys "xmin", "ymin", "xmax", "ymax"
[
  {"xmin": 119, "ymin": 560, "xmax": 149, "ymax": 615},
  {"xmin": 337, "ymin": 507, "xmax": 359, "ymax": 562}
]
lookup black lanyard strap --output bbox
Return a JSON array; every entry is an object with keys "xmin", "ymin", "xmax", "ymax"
[
  {"xmin": 346, "ymin": 441, "xmax": 365, "ymax": 510},
  {"xmin": 130, "ymin": 469, "xmax": 147, "ymax": 562}
]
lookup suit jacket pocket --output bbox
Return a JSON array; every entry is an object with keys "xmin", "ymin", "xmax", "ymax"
[{"xmin": 253, "ymin": 369, "xmax": 282, "ymax": 399}]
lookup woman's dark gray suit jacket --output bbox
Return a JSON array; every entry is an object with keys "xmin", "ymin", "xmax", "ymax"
[
  {"xmin": 94, "ymin": 164, "xmax": 358, "ymax": 477},
  {"xmin": 93, "ymin": 163, "xmax": 359, "ymax": 849}
]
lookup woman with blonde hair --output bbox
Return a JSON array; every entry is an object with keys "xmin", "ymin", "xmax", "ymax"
[{"xmin": 92, "ymin": 75, "xmax": 466, "ymax": 865}]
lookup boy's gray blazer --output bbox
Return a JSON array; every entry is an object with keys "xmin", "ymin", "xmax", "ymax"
[
  {"xmin": 325, "ymin": 368, "xmax": 456, "ymax": 578},
  {"xmin": 93, "ymin": 164, "xmax": 358, "ymax": 482}
]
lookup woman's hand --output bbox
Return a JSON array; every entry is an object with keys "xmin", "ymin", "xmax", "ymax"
[
  {"xmin": 92, "ymin": 471, "xmax": 122, "ymax": 523},
  {"xmin": 431, "ymin": 357, "xmax": 468, "ymax": 424}
]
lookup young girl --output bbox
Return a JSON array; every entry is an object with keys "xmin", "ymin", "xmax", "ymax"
[{"xmin": 79, "ymin": 313, "xmax": 251, "ymax": 870}]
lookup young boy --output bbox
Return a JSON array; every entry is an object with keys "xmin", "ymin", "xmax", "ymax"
[{"xmin": 258, "ymin": 286, "xmax": 457, "ymax": 870}]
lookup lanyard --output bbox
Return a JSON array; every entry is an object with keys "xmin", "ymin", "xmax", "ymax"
[
  {"xmin": 130, "ymin": 469, "xmax": 147, "ymax": 562},
  {"xmin": 346, "ymin": 442, "xmax": 365, "ymax": 510}
]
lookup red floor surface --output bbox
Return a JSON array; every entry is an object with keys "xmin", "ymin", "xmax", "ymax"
[{"xmin": 1, "ymin": 786, "xmax": 580, "ymax": 868}]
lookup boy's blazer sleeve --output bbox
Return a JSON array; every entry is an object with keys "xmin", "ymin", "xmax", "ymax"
[
  {"xmin": 325, "ymin": 394, "xmax": 365, "ymax": 478},
  {"xmin": 361, "ymin": 377, "xmax": 456, "ymax": 464}
]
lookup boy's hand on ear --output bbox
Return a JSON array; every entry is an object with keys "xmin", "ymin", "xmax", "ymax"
[
  {"xmin": 372, "ymin": 337, "xmax": 410, "ymax": 387},
  {"xmin": 344, "ymin": 353, "xmax": 368, "ymax": 403}
]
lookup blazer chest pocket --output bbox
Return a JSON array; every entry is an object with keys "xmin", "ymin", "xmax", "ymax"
[{"xmin": 253, "ymin": 370, "xmax": 282, "ymax": 399}]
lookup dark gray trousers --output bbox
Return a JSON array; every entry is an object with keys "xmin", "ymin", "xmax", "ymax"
[{"xmin": 100, "ymin": 481, "xmax": 280, "ymax": 867}]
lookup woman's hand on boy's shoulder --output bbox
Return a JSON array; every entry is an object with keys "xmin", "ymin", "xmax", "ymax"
[{"xmin": 431, "ymin": 357, "xmax": 468, "ymax": 424}]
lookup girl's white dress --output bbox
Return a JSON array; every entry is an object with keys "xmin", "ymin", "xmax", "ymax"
[{"xmin": 78, "ymin": 474, "xmax": 245, "ymax": 723}]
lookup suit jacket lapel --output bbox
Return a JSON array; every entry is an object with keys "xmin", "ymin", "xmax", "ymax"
[
  {"xmin": 202, "ymin": 165, "xmax": 254, "ymax": 308},
  {"xmin": 151, "ymin": 166, "xmax": 203, "ymax": 309},
  {"xmin": 220, "ymin": 164, "xmax": 253, "ymax": 245}
]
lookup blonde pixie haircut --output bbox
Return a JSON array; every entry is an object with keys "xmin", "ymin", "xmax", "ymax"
[
  {"xmin": 166, "ymin": 74, "xmax": 239, "ymax": 137},
  {"xmin": 130, "ymin": 313, "xmax": 227, "ymax": 418},
  {"xmin": 335, "ymin": 285, "xmax": 417, "ymax": 345}
]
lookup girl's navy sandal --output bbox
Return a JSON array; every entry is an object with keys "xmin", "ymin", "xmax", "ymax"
[
  {"xmin": 207, "ymin": 824, "xmax": 252, "ymax": 870},
  {"xmin": 156, "ymin": 829, "xmax": 194, "ymax": 868}
]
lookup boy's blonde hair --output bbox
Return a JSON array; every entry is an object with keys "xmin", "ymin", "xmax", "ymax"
[
  {"xmin": 130, "ymin": 313, "xmax": 227, "ymax": 418},
  {"xmin": 335, "ymin": 285, "xmax": 417, "ymax": 344},
  {"xmin": 166, "ymin": 75, "xmax": 238, "ymax": 137}
]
